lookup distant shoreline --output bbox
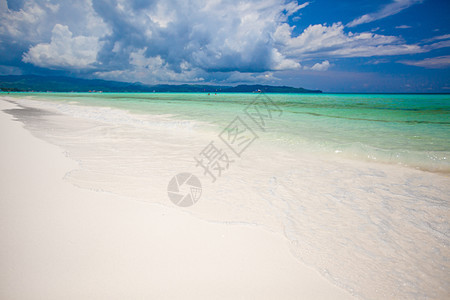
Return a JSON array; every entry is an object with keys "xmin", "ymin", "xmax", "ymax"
[
  {"xmin": 0, "ymin": 75, "xmax": 321, "ymax": 93},
  {"xmin": 1, "ymin": 91, "xmax": 449, "ymax": 95}
]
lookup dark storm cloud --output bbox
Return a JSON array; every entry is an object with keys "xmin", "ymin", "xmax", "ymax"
[{"xmin": 1, "ymin": 0, "xmax": 444, "ymax": 85}]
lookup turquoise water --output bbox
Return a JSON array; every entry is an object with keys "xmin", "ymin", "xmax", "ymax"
[
  {"xmin": 3, "ymin": 92, "xmax": 450, "ymax": 299},
  {"xmin": 9, "ymin": 92, "xmax": 450, "ymax": 172}
]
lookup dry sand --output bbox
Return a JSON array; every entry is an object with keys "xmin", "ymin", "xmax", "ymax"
[{"xmin": 0, "ymin": 99, "xmax": 353, "ymax": 299}]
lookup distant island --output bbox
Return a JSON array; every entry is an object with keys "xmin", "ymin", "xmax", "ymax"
[{"xmin": 0, "ymin": 75, "xmax": 321, "ymax": 93}]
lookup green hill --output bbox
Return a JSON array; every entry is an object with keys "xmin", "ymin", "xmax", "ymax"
[{"xmin": 0, "ymin": 75, "xmax": 321, "ymax": 93}]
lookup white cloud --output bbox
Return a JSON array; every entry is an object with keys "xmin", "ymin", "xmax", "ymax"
[
  {"xmin": 0, "ymin": 0, "xmax": 47, "ymax": 42},
  {"xmin": 423, "ymin": 34, "xmax": 450, "ymax": 43},
  {"xmin": 395, "ymin": 25, "xmax": 412, "ymax": 29},
  {"xmin": 0, "ymin": 0, "xmax": 6, "ymax": 11},
  {"xmin": 0, "ymin": 0, "xmax": 110, "ymax": 45},
  {"xmin": 420, "ymin": 34, "xmax": 450, "ymax": 51},
  {"xmin": 1, "ymin": 0, "xmax": 445, "ymax": 84},
  {"xmin": 186, "ymin": 0, "xmax": 308, "ymax": 71},
  {"xmin": 85, "ymin": 0, "xmax": 311, "ymax": 77},
  {"xmin": 285, "ymin": 1, "xmax": 310, "ymax": 15},
  {"xmin": 23, "ymin": 24, "xmax": 102, "ymax": 69},
  {"xmin": 367, "ymin": 59, "xmax": 389, "ymax": 65},
  {"xmin": 424, "ymin": 40, "xmax": 450, "ymax": 51},
  {"xmin": 399, "ymin": 55, "xmax": 450, "ymax": 69},
  {"xmin": 270, "ymin": 48, "xmax": 301, "ymax": 70},
  {"xmin": 95, "ymin": 47, "xmax": 284, "ymax": 84},
  {"xmin": 94, "ymin": 48, "xmax": 206, "ymax": 83},
  {"xmin": 347, "ymin": 0, "xmax": 423, "ymax": 27},
  {"xmin": 275, "ymin": 22, "xmax": 424, "ymax": 59},
  {"xmin": 224, "ymin": 71, "xmax": 281, "ymax": 83},
  {"xmin": 307, "ymin": 60, "xmax": 331, "ymax": 71},
  {"xmin": 88, "ymin": 0, "xmax": 312, "ymax": 82}
]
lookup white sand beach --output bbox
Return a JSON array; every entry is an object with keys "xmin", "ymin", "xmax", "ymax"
[
  {"xmin": 1, "ymin": 0, "xmax": 449, "ymax": 298},
  {"xmin": 0, "ymin": 98, "xmax": 353, "ymax": 299}
]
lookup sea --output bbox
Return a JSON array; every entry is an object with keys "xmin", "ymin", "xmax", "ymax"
[{"xmin": 2, "ymin": 92, "xmax": 449, "ymax": 299}]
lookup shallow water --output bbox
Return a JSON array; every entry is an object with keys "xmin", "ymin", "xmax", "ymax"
[
  {"xmin": 2, "ymin": 93, "xmax": 449, "ymax": 299},
  {"xmin": 13, "ymin": 92, "xmax": 450, "ymax": 173}
]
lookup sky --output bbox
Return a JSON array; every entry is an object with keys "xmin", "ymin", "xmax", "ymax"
[{"xmin": 0, "ymin": 0, "xmax": 449, "ymax": 92}]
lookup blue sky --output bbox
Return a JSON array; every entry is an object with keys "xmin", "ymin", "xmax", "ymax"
[{"xmin": 0, "ymin": 0, "xmax": 449, "ymax": 92}]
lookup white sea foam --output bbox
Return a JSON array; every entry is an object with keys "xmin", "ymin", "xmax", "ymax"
[{"xmin": 4, "ymin": 96, "xmax": 450, "ymax": 299}]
